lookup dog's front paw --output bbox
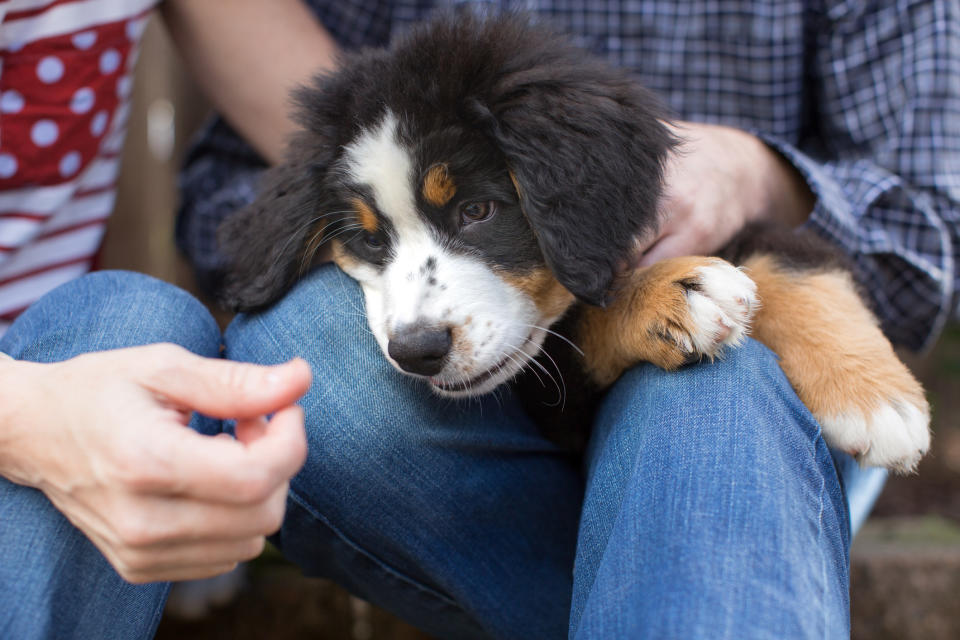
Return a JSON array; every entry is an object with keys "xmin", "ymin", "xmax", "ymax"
[
  {"xmin": 680, "ymin": 260, "xmax": 759, "ymax": 358},
  {"xmin": 579, "ymin": 257, "xmax": 759, "ymax": 385},
  {"xmin": 818, "ymin": 390, "xmax": 930, "ymax": 474},
  {"xmin": 649, "ymin": 258, "xmax": 759, "ymax": 365}
]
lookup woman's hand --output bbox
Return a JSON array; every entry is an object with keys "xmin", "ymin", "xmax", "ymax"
[
  {"xmin": 638, "ymin": 121, "xmax": 814, "ymax": 266},
  {"xmin": 0, "ymin": 344, "xmax": 311, "ymax": 584}
]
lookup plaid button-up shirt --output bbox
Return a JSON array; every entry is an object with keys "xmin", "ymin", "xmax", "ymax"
[{"xmin": 178, "ymin": 0, "xmax": 960, "ymax": 351}]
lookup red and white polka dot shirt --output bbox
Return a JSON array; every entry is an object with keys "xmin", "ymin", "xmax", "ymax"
[{"xmin": 0, "ymin": 0, "xmax": 157, "ymax": 335}]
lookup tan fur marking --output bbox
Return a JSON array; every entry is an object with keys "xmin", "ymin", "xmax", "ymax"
[
  {"xmin": 577, "ymin": 256, "xmax": 717, "ymax": 386},
  {"xmin": 508, "ymin": 170, "xmax": 523, "ymax": 202},
  {"xmin": 501, "ymin": 267, "xmax": 575, "ymax": 320},
  {"xmin": 422, "ymin": 164, "xmax": 456, "ymax": 207},
  {"xmin": 742, "ymin": 254, "xmax": 926, "ymax": 419},
  {"xmin": 352, "ymin": 198, "xmax": 379, "ymax": 233},
  {"xmin": 574, "ymin": 252, "xmax": 927, "ymax": 471},
  {"xmin": 330, "ymin": 240, "xmax": 357, "ymax": 271}
]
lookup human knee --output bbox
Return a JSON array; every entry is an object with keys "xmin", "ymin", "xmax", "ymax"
[
  {"xmin": 73, "ymin": 270, "xmax": 218, "ymax": 332},
  {"xmin": 3, "ymin": 271, "xmax": 220, "ymax": 359},
  {"xmin": 225, "ymin": 264, "xmax": 420, "ymax": 471},
  {"xmin": 225, "ymin": 265, "xmax": 373, "ymax": 365},
  {"xmin": 592, "ymin": 338, "xmax": 821, "ymax": 469},
  {"xmin": 580, "ymin": 341, "xmax": 847, "ymax": 586},
  {"xmin": 607, "ymin": 338, "xmax": 801, "ymax": 421},
  {"xmin": 227, "ymin": 267, "xmax": 533, "ymax": 527},
  {"xmin": 624, "ymin": 337, "xmax": 786, "ymax": 399}
]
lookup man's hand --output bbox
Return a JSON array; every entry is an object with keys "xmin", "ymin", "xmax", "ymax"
[
  {"xmin": 638, "ymin": 121, "xmax": 814, "ymax": 266},
  {"xmin": 0, "ymin": 344, "xmax": 311, "ymax": 584}
]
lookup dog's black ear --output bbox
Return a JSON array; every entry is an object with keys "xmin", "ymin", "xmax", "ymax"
[
  {"xmin": 216, "ymin": 69, "xmax": 355, "ymax": 312},
  {"xmin": 472, "ymin": 22, "xmax": 675, "ymax": 306},
  {"xmin": 216, "ymin": 139, "xmax": 329, "ymax": 312}
]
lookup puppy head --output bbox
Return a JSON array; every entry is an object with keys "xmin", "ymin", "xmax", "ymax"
[{"xmin": 218, "ymin": 12, "xmax": 674, "ymax": 395}]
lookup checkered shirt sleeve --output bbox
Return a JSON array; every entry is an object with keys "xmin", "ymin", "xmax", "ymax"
[
  {"xmin": 760, "ymin": 1, "xmax": 960, "ymax": 351},
  {"xmin": 177, "ymin": 0, "xmax": 960, "ymax": 350}
]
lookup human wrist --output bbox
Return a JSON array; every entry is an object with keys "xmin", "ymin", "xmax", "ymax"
[
  {"xmin": 675, "ymin": 122, "xmax": 813, "ymax": 230},
  {"xmin": 0, "ymin": 357, "xmax": 49, "ymax": 488},
  {"xmin": 753, "ymin": 138, "xmax": 814, "ymax": 228}
]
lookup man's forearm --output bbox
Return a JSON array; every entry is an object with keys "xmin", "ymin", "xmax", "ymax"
[{"xmin": 161, "ymin": 0, "xmax": 339, "ymax": 164}]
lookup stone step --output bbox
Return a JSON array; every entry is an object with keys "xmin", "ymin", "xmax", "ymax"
[{"xmin": 852, "ymin": 516, "xmax": 960, "ymax": 640}]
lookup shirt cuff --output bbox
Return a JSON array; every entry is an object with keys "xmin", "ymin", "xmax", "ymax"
[{"xmin": 750, "ymin": 131, "xmax": 953, "ymax": 352}]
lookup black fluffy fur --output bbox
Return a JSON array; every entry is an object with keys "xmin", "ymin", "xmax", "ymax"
[
  {"xmin": 217, "ymin": 11, "xmax": 676, "ymax": 311},
  {"xmin": 719, "ymin": 222, "xmax": 852, "ymax": 273}
]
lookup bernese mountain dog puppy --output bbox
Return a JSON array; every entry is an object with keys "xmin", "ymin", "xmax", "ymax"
[{"xmin": 217, "ymin": 12, "xmax": 930, "ymax": 472}]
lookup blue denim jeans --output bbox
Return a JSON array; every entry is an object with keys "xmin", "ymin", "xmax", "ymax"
[{"xmin": 0, "ymin": 268, "xmax": 885, "ymax": 639}]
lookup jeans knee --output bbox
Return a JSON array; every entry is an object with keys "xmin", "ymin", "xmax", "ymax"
[
  {"xmin": 3, "ymin": 270, "xmax": 220, "ymax": 360},
  {"xmin": 0, "ymin": 477, "xmax": 169, "ymax": 638},
  {"xmin": 620, "ymin": 338, "xmax": 787, "ymax": 403},
  {"xmin": 578, "ymin": 339, "xmax": 848, "ymax": 588},
  {"xmin": 229, "ymin": 267, "xmax": 456, "ymax": 483},
  {"xmin": 591, "ymin": 338, "xmax": 823, "ymax": 473},
  {"xmin": 225, "ymin": 265, "xmax": 371, "ymax": 363},
  {"xmin": 224, "ymin": 265, "xmax": 425, "ymax": 485}
]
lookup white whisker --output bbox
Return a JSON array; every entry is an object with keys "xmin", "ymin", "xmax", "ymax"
[
  {"xmin": 299, "ymin": 223, "xmax": 365, "ymax": 270},
  {"xmin": 516, "ymin": 323, "xmax": 584, "ymax": 357},
  {"xmin": 264, "ymin": 210, "xmax": 356, "ymax": 277},
  {"xmin": 526, "ymin": 341, "xmax": 567, "ymax": 410},
  {"xmin": 333, "ymin": 267, "xmax": 372, "ymax": 325}
]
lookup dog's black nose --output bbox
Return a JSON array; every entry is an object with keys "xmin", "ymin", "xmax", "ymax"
[{"xmin": 388, "ymin": 325, "xmax": 453, "ymax": 376}]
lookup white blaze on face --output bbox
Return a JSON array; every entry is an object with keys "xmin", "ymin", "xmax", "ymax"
[
  {"xmin": 343, "ymin": 111, "xmax": 418, "ymax": 238},
  {"xmin": 339, "ymin": 110, "xmax": 550, "ymax": 395}
]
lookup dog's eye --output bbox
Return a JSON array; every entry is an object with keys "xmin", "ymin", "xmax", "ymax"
[
  {"xmin": 460, "ymin": 201, "xmax": 497, "ymax": 224},
  {"xmin": 364, "ymin": 233, "xmax": 385, "ymax": 250}
]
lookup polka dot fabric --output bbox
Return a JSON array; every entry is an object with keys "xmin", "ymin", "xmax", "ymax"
[
  {"xmin": 0, "ymin": 0, "xmax": 157, "ymax": 331},
  {"xmin": 0, "ymin": 16, "xmax": 144, "ymax": 187}
]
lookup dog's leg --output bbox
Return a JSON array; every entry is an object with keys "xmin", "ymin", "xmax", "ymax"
[
  {"xmin": 576, "ymin": 240, "xmax": 930, "ymax": 473},
  {"xmin": 577, "ymin": 255, "xmax": 759, "ymax": 384},
  {"xmin": 741, "ymin": 253, "xmax": 929, "ymax": 473}
]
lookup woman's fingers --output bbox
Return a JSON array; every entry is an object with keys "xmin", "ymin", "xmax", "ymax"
[{"xmin": 135, "ymin": 345, "xmax": 311, "ymax": 420}]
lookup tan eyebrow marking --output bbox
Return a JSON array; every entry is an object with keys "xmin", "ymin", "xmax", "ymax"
[
  {"xmin": 351, "ymin": 197, "xmax": 379, "ymax": 233},
  {"xmin": 422, "ymin": 163, "xmax": 456, "ymax": 207}
]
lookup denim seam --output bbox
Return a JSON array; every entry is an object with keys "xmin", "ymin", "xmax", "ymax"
[
  {"xmin": 802, "ymin": 412, "xmax": 831, "ymax": 639},
  {"xmin": 148, "ymin": 583, "xmax": 173, "ymax": 637},
  {"xmin": 285, "ymin": 487, "xmax": 470, "ymax": 613},
  {"xmin": 783, "ymin": 382, "xmax": 833, "ymax": 638},
  {"xmin": 816, "ymin": 455, "xmax": 828, "ymax": 637}
]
